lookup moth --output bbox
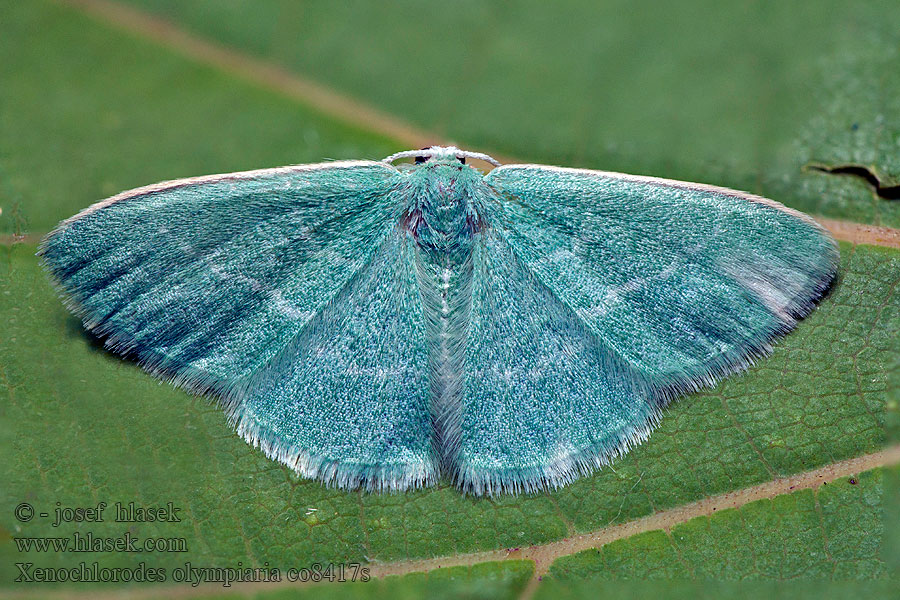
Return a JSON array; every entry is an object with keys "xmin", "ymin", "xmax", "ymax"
[{"xmin": 40, "ymin": 146, "xmax": 838, "ymax": 496}]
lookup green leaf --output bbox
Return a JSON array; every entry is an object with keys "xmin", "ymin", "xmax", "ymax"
[
  {"xmin": 1, "ymin": 0, "xmax": 897, "ymax": 595},
  {"xmin": 533, "ymin": 578, "xmax": 899, "ymax": 600},
  {"xmin": 547, "ymin": 468, "xmax": 885, "ymax": 581}
]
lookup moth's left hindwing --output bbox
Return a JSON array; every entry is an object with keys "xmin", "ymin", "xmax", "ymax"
[
  {"xmin": 453, "ymin": 226, "xmax": 659, "ymax": 495},
  {"xmin": 483, "ymin": 164, "xmax": 839, "ymax": 388},
  {"xmin": 454, "ymin": 164, "xmax": 839, "ymax": 493},
  {"xmin": 40, "ymin": 162, "xmax": 438, "ymax": 490}
]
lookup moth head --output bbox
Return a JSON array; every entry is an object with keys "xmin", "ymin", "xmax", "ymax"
[
  {"xmin": 416, "ymin": 146, "xmax": 466, "ymax": 165},
  {"xmin": 382, "ymin": 146, "xmax": 500, "ymax": 167}
]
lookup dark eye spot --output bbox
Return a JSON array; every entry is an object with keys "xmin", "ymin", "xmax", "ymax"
[
  {"xmin": 457, "ymin": 156, "xmax": 466, "ymax": 164},
  {"xmin": 415, "ymin": 155, "xmax": 431, "ymax": 164}
]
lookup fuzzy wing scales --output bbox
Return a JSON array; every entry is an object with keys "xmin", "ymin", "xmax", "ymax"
[
  {"xmin": 458, "ymin": 165, "xmax": 838, "ymax": 494},
  {"xmin": 484, "ymin": 165, "xmax": 838, "ymax": 389},
  {"xmin": 237, "ymin": 232, "xmax": 437, "ymax": 491},
  {"xmin": 40, "ymin": 162, "xmax": 398, "ymax": 391},
  {"xmin": 41, "ymin": 162, "xmax": 437, "ymax": 490},
  {"xmin": 453, "ymin": 228, "xmax": 660, "ymax": 495}
]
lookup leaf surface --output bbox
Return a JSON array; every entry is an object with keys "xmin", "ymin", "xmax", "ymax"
[{"xmin": 0, "ymin": 0, "xmax": 896, "ymax": 594}]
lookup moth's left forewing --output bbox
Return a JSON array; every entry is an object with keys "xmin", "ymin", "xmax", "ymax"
[
  {"xmin": 39, "ymin": 158, "xmax": 404, "ymax": 385},
  {"xmin": 459, "ymin": 164, "xmax": 838, "ymax": 493},
  {"xmin": 484, "ymin": 163, "xmax": 839, "ymax": 375}
]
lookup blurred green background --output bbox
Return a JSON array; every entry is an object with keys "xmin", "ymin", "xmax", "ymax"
[
  {"xmin": 1, "ymin": 0, "xmax": 898, "ymax": 598},
  {"xmin": 3, "ymin": 0, "xmax": 900, "ymax": 236}
]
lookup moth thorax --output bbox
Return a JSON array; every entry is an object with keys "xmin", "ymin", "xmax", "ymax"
[{"xmin": 411, "ymin": 170, "xmax": 479, "ymax": 249}]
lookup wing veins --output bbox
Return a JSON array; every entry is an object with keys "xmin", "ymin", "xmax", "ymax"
[
  {"xmin": 484, "ymin": 217, "xmax": 652, "ymax": 381},
  {"xmin": 236, "ymin": 225, "xmax": 406, "ymax": 400}
]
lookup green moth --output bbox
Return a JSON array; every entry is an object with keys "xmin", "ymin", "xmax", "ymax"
[{"xmin": 39, "ymin": 146, "xmax": 838, "ymax": 496}]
